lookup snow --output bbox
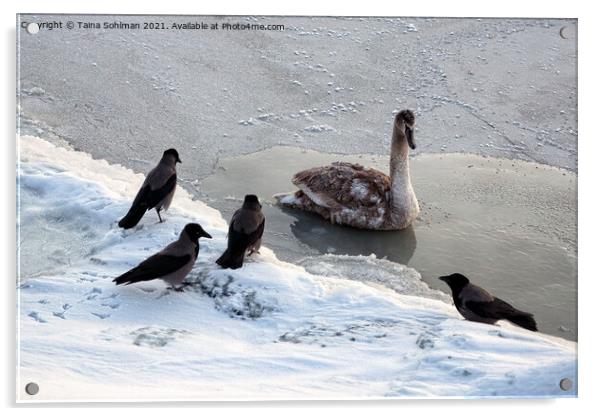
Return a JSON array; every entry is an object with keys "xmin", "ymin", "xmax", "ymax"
[
  {"xmin": 304, "ymin": 124, "xmax": 336, "ymax": 133},
  {"xmin": 17, "ymin": 135, "xmax": 576, "ymax": 401}
]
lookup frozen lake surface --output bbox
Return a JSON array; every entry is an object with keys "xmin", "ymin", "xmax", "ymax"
[{"xmin": 19, "ymin": 15, "xmax": 577, "ymax": 173}]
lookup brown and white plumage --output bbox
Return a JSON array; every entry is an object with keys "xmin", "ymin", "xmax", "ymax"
[{"xmin": 274, "ymin": 110, "xmax": 419, "ymax": 230}]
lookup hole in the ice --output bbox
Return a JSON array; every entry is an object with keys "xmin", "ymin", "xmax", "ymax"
[
  {"xmin": 25, "ymin": 382, "xmax": 39, "ymax": 395},
  {"xmin": 559, "ymin": 378, "xmax": 573, "ymax": 391},
  {"xmin": 26, "ymin": 23, "xmax": 39, "ymax": 34}
]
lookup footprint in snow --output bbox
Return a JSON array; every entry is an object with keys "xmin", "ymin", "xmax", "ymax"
[
  {"xmin": 102, "ymin": 292, "xmax": 119, "ymax": 299},
  {"xmin": 52, "ymin": 303, "xmax": 72, "ymax": 319},
  {"xmin": 155, "ymin": 290, "xmax": 172, "ymax": 299},
  {"xmin": 452, "ymin": 368, "xmax": 476, "ymax": 378},
  {"xmin": 101, "ymin": 300, "xmax": 121, "ymax": 309},
  {"xmin": 488, "ymin": 329, "xmax": 506, "ymax": 338},
  {"xmin": 449, "ymin": 333, "xmax": 469, "ymax": 348},
  {"xmin": 89, "ymin": 257, "xmax": 108, "ymax": 266},
  {"xmin": 28, "ymin": 311, "xmax": 47, "ymax": 323},
  {"xmin": 416, "ymin": 332, "xmax": 436, "ymax": 349},
  {"xmin": 91, "ymin": 312, "xmax": 111, "ymax": 320},
  {"xmin": 505, "ymin": 372, "xmax": 517, "ymax": 385},
  {"xmin": 100, "ymin": 292, "xmax": 121, "ymax": 309},
  {"xmin": 130, "ymin": 326, "xmax": 188, "ymax": 348},
  {"xmin": 85, "ymin": 287, "xmax": 102, "ymax": 301}
]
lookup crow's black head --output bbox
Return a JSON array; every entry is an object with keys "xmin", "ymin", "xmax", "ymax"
[
  {"xmin": 243, "ymin": 194, "xmax": 262, "ymax": 210},
  {"xmin": 183, "ymin": 223, "xmax": 212, "ymax": 240},
  {"xmin": 438, "ymin": 273, "xmax": 470, "ymax": 291},
  {"xmin": 164, "ymin": 148, "xmax": 182, "ymax": 163}
]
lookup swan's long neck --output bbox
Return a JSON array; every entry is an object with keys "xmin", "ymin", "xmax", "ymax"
[{"xmin": 388, "ymin": 128, "xmax": 418, "ymax": 227}]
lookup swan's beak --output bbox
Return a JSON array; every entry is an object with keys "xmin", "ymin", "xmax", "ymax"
[{"xmin": 406, "ymin": 127, "xmax": 416, "ymax": 150}]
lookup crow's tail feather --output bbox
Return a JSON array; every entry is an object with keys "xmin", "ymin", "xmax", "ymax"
[
  {"xmin": 507, "ymin": 312, "xmax": 538, "ymax": 332},
  {"xmin": 113, "ymin": 271, "xmax": 137, "ymax": 286},
  {"xmin": 118, "ymin": 203, "xmax": 147, "ymax": 229},
  {"xmin": 215, "ymin": 248, "xmax": 245, "ymax": 270}
]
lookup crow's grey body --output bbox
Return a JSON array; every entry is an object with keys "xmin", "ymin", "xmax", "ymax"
[
  {"xmin": 118, "ymin": 149, "xmax": 181, "ymax": 229},
  {"xmin": 216, "ymin": 195, "xmax": 265, "ymax": 269},
  {"xmin": 439, "ymin": 273, "xmax": 538, "ymax": 331},
  {"xmin": 113, "ymin": 223, "xmax": 211, "ymax": 287},
  {"xmin": 147, "ymin": 161, "xmax": 177, "ymax": 212},
  {"xmin": 456, "ymin": 284, "xmax": 498, "ymax": 325}
]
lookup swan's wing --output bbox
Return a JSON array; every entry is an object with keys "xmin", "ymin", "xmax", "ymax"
[{"xmin": 292, "ymin": 162, "xmax": 390, "ymax": 210}]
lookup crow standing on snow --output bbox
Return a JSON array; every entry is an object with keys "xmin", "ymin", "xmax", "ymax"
[
  {"xmin": 216, "ymin": 194, "xmax": 265, "ymax": 269},
  {"xmin": 118, "ymin": 148, "xmax": 181, "ymax": 229},
  {"xmin": 439, "ymin": 273, "xmax": 538, "ymax": 331},
  {"xmin": 113, "ymin": 223, "xmax": 212, "ymax": 288}
]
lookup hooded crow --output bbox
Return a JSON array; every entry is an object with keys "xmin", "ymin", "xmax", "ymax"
[
  {"xmin": 113, "ymin": 223, "xmax": 212, "ymax": 288},
  {"xmin": 118, "ymin": 148, "xmax": 182, "ymax": 229},
  {"xmin": 439, "ymin": 273, "xmax": 538, "ymax": 331},
  {"xmin": 216, "ymin": 195, "xmax": 265, "ymax": 269}
]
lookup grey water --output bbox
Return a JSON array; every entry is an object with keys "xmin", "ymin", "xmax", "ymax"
[{"xmin": 200, "ymin": 147, "xmax": 577, "ymax": 340}]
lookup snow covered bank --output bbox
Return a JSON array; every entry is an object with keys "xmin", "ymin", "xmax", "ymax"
[{"xmin": 17, "ymin": 136, "xmax": 577, "ymax": 401}]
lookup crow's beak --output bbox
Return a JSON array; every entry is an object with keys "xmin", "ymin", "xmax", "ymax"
[
  {"xmin": 201, "ymin": 230, "xmax": 212, "ymax": 239},
  {"xmin": 177, "ymin": 157, "xmax": 182, "ymax": 163}
]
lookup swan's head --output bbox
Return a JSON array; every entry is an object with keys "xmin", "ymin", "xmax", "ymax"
[{"xmin": 394, "ymin": 109, "xmax": 416, "ymax": 150}]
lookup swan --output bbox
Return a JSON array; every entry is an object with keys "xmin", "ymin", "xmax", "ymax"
[{"xmin": 274, "ymin": 109, "xmax": 419, "ymax": 230}]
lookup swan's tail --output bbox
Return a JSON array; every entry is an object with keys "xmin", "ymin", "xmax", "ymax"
[
  {"xmin": 274, "ymin": 190, "xmax": 334, "ymax": 223},
  {"xmin": 273, "ymin": 191, "xmax": 302, "ymax": 207}
]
